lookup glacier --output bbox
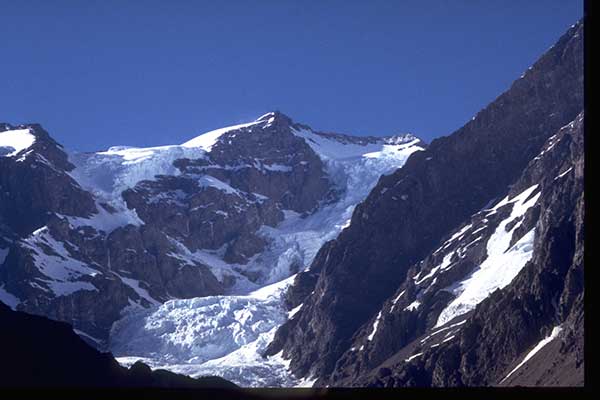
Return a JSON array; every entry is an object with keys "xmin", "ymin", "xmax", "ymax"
[{"xmin": 102, "ymin": 116, "xmax": 424, "ymax": 387}]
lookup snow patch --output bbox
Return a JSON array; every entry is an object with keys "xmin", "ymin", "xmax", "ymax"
[
  {"xmin": 554, "ymin": 167, "xmax": 573, "ymax": 180},
  {"xmin": 0, "ymin": 128, "xmax": 36, "ymax": 157},
  {"xmin": 435, "ymin": 185, "xmax": 541, "ymax": 327},
  {"xmin": 389, "ymin": 289, "xmax": 406, "ymax": 313},
  {"xmin": 197, "ymin": 175, "xmax": 241, "ymax": 195},
  {"xmin": 60, "ymin": 202, "xmax": 144, "ymax": 235},
  {"xmin": 405, "ymin": 352, "xmax": 423, "ymax": 362},
  {"xmin": 500, "ymin": 325, "xmax": 563, "ymax": 384},
  {"xmin": 288, "ymin": 303, "xmax": 303, "ymax": 319},
  {"xmin": 414, "ymin": 252, "xmax": 454, "ymax": 286},
  {"xmin": 420, "ymin": 320, "xmax": 467, "ymax": 344},
  {"xmin": 116, "ymin": 273, "xmax": 161, "ymax": 306},
  {"xmin": 21, "ymin": 229, "xmax": 100, "ymax": 297},
  {"xmin": 367, "ymin": 310, "xmax": 383, "ymax": 341},
  {"xmin": 182, "ymin": 121, "xmax": 262, "ymax": 151},
  {"xmin": 292, "ymin": 127, "xmax": 422, "ymax": 162},
  {"xmin": 405, "ymin": 300, "xmax": 421, "ymax": 312}
]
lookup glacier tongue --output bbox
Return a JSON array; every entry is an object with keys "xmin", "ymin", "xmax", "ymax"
[
  {"xmin": 105, "ymin": 119, "xmax": 424, "ymax": 387},
  {"xmin": 111, "ymin": 276, "xmax": 298, "ymax": 387}
]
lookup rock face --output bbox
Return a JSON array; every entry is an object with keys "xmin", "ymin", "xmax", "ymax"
[
  {"xmin": 0, "ymin": 125, "xmax": 226, "ymax": 343},
  {"xmin": 0, "ymin": 110, "xmax": 423, "ymax": 354},
  {"xmin": 334, "ymin": 112, "xmax": 584, "ymax": 387},
  {"xmin": 0, "ymin": 124, "xmax": 97, "ymax": 235},
  {"xmin": 265, "ymin": 21, "xmax": 583, "ymax": 386}
]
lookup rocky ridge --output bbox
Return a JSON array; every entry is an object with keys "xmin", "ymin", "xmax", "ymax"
[{"xmin": 265, "ymin": 21, "xmax": 583, "ymax": 387}]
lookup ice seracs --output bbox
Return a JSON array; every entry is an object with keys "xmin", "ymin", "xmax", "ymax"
[{"xmin": 111, "ymin": 276, "xmax": 298, "ymax": 387}]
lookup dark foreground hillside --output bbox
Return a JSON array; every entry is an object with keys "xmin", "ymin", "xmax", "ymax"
[{"xmin": 0, "ymin": 302, "xmax": 242, "ymax": 391}]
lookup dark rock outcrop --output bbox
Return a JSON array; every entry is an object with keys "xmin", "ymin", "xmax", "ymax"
[
  {"xmin": 0, "ymin": 124, "xmax": 97, "ymax": 235},
  {"xmin": 354, "ymin": 112, "xmax": 584, "ymax": 387}
]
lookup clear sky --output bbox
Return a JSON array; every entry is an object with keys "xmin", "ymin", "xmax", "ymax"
[{"xmin": 1, "ymin": 0, "xmax": 582, "ymax": 151}]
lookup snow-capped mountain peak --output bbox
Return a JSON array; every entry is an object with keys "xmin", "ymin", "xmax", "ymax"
[
  {"xmin": 1, "ymin": 112, "xmax": 425, "ymax": 388},
  {"xmin": 0, "ymin": 127, "xmax": 36, "ymax": 158},
  {"xmin": 181, "ymin": 111, "xmax": 294, "ymax": 152}
]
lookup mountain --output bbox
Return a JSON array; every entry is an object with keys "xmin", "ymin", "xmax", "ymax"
[
  {"xmin": 0, "ymin": 110, "xmax": 424, "ymax": 386},
  {"xmin": 0, "ymin": 20, "xmax": 584, "ymax": 389},
  {"xmin": 264, "ymin": 21, "xmax": 583, "ymax": 387},
  {"xmin": 335, "ymin": 111, "xmax": 584, "ymax": 387}
]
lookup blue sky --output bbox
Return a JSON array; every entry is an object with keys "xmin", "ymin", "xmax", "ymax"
[{"xmin": 1, "ymin": 1, "xmax": 582, "ymax": 151}]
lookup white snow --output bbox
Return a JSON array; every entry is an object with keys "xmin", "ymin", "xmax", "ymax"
[
  {"xmin": 420, "ymin": 320, "xmax": 467, "ymax": 344},
  {"xmin": 59, "ymin": 202, "xmax": 144, "ymax": 235},
  {"xmin": 197, "ymin": 175, "xmax": 241, "ymax": 195},
  {"xmin": 21, "ymin": 228, "xmax": 100, "ymax": 297},
  {"xmin": 500, "ymin": 325, "xmax": 563, "ymax": 384},
  {"xmin": 116, "ymin": 273, "xmax": 161, "ymax": 306},
  {"xmin": 262, "ymin": 163, "xmax": 293, "ymax": 172},
  {"xmin": 69, "ymin": 145, "xmax": 202, "ymax": 199},
  {"xmin": 182, "ymin": 120, "xmax": 262, "ymax": 151},
  {"xmin": 236, "ymin": 131, "xmax": 424, "ymax": 286},
  {"xmin": 405, "ymin": 300, "xmax": 421, "ymax": 312},
  {"xmin": 435, "ymin": 185, "xmax": 541, "ymax": 327},
  {"xmin": 554, "ymin": 167, "xmax": 573, "ymax": 180},
  {"xmin": 292, "ymin": 127, "xmax": 422, "ymax": 162},
  {"xmin": 367, "ymin": 310, "xmax": 383, "ymax": 341},
  {"xmin": 389, "ymin": 289, "xmax": 406, "ymax": 313},
  {"xmin": 110, "ymin": 276, "xmax": 300, "ymax": 387},
  {"xmin": 404, "ymin": 352, "xmax": 423, "ymax": 362},
  {"xmin": 443, "ymin": 224, "xmax": 473, "ymax": 247},
  {"xmin": 0, "ymin": 128, "xmax": 36, "ymax": 157},
  {"xmin": 288, "ymin": 303, "xmax": 303, "ymax": 319},
  {"xmin": 442, "ymin": 335, "xmax": 455, "ymax": 343},
  {"xmin": 0, "ymin": 284, "xmax": 21, "ymax": 310},
  {"xmin": 295, "ymin": 376, "xmax": 318, "ymax": 388},
  {"xmin": 414, "ymin": 252, "xmax": 454, "ymax": 285}
]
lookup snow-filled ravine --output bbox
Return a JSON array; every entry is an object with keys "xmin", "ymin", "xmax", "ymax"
[
  {"xmin": 82, "ymin": 117, "xmax": 423, "ymax": 387},
  {"xmin": 435, "ymin": 184, "xmax": 541, "ymax": 328}
]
